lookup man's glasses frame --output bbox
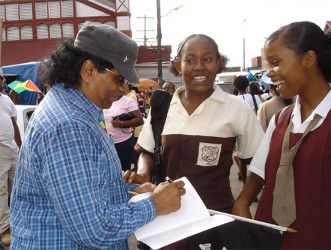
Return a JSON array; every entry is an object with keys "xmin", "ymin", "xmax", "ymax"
[{"xmin": 100, "ymin": 66, "xmax": 128, "ymax": 87}]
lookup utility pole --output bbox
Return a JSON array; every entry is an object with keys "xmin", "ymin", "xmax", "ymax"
[
  {"xmin": 242, "ymin": 19, "xmax": 246, "ymax": 71},
  {"xmin": 136, "ymin": 15, "xmax": 154, "ymax": 46},
  {"xmin": 243, "ymin": 37, "xmax": 245, "ymax": 71},
  {"xmin": 156, "ymin": 4, "xmax": 182, "ymax": 83},
  {"xmin": 156, "ymin": 0, "xmax": 162, "ymax": 83}
]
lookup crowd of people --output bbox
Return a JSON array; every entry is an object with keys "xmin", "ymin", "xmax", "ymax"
[{"xmin": 0, "ymin": 20, "xmax": 329, "ymax": 250}]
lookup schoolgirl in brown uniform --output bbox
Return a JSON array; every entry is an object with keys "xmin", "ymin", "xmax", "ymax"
[{"xmin": 132, "ymin": 34, "xmax": 264, "ymax": 249}]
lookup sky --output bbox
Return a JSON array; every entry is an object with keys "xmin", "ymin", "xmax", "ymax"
[{"xmin": 130, "ymin": 0, "xmax": 331, "ymax": 68}]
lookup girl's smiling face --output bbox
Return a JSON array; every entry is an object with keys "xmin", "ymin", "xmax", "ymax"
[
  {"xmin": 175, "ymin": 36, "xmax": 220, "ymax": 95},
  {"xmin": 264, "ymin": 38, "xmax": 309, "ymax": 99}
]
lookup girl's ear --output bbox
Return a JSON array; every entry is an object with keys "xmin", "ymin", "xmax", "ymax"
[
  {"xmin": 303, "ymin": 50, "xmax": 317, "ymax": 68},
  {"xmin": 173, "ymin": 58, "xmax": 181, "ymax": 74}
]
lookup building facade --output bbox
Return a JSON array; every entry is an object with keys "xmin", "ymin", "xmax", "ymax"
[{"xmin": 0, "ymin": 0, "xmax": 132, "ymax": 65}]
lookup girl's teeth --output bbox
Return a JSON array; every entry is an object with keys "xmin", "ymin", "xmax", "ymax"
[
  {"xmin": 194, "ymin": 76, "xmax": 206, "ymax": 80},
  {"xmin": 274, "ymin": 80, "xmax": 285, "ymax": 85}
]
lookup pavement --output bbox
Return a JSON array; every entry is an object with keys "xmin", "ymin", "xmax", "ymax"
[{"xmin": 3, "ymin": 163, "xmax": 257, "ymax": 250}]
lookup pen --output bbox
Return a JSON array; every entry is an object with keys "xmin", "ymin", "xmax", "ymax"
[
  {"xmin": 208, "ymin": 209, "xmax": 298, "ymax": 233},
  {"xmin": 165, "ymin": 176, "xmax": 173, "ymax": 183},
  {"xmin": 286, "ymin": 227, "xmax": 297, "ymax": 233},
  {"xmin": 128, "ymin": 191, "xmax": 139, "ymax": 196}
]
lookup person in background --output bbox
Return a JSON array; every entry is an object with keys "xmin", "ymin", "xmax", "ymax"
[
  {"xmin": 144, "ymin": 91, "xmax": 152, "ymax": 110},
  {"xmin": 232, "ymin": 87, "xmax": 239, "ymax": 96},
  {"xmin": 249, "ymin": 82, "xmax": 265, "ymax": 103},
  {"xmin": 0, "ymin": 74, "xmax": 8, "ymax": 95},
  {"xmin": 0, "ymin": 84, "xmax": 6, "ymax": 95},
  {"xmin": 10, "ymin": 22, "xmax": 185, "ymax": 249},
  {"xmin": 230, "ymin": 81, "xmax": 244, "ymax": 181},
  {"xmin": 234, "ymin": 76, "xmax": 263, "ymax": 114},
  {"xmin": 0, "ymin": 87, "xmax": 21, "ymax": 246},
  {"xmin": 136, "ymin": 91, "xmax": 146, "ymax": 117},
  {"xmin": 126, "ymin": 33, "xmax": 264, "ymax": 249},
  {"xmin": 126, "ymin": 84, "xmax": 138, "ymax": 103},
  {"xmin": 232, "ymin": 76, "xmax": 263, "ymax": 183},
  {"xmin": 257, "ymin": 83, "xmax": 293, "ymax": 132},
  {"xmin": 104, "ymin": 89, "xmax": 144, "ymax": 171},
  {"xmin": 233, "ymin": 21, "xmax": 330, "ymax": 249},
  {"xmin": 162, "ymin": 81, "xmax": 176, "ymax": 94},
  {"xmin": 124, "ymin": 84, "xmax": 143, "ymax": 170}
]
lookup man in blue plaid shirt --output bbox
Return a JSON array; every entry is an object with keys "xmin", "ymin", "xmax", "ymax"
[{"xmin": 10, "ymin": 22, "xmax": 185, "ymax": 249}]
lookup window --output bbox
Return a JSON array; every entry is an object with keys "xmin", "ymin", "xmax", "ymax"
[
  {"xmin": 62, "ymin": 23, "xmax": 74, "ymax": 38},
  {"xmin": 49, "ymin": 1, "xmax": 60, "ymax": 18},
  {"xmin": 62, "ymin": 0, "xmax": 73, "ymax": 17},
  {"xmin": 20, "ymin": 3, "xmax": 32, "ymax": 20},
  {"xmin": 116, "ymin": 16, "xmax": 128, "ymax": 30},
  {"xmin": 6, "ymin": 4, "xmax": 19, "ymax": 21},
  {"xmin": 35, "ymin": 2, "xmax": 48, "ymax": 19},
  {"xmin": 7, "ymin": 26, "xmax": 19, "ymax": 41},
  {"xmin": 21, "ymin": 25, "xmax": 33, "ymax": 40},
  {"xmin": 49, "ymin": 23, "xmax": 61, "ymax": 38},
  {"xmin": 0, "ymin": 5, "xmax": 5, "ymax": 21},
  {"xmin": 2, "ymin": 28, "xmax": 6, "ymax": 42},
  {"xmin": 37, "ymin": 24, "xmax": 49, "ymax": 39}
]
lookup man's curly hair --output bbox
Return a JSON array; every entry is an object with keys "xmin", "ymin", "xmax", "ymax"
[{"xmin": 40, "ymin": 39, "xmax": 115, "ymax": 89}]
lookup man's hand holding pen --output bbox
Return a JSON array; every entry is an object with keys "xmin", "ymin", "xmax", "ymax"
[
  {"xmin": 129, "ymin": 175, "xmax": 186, "ymax": 216},
  {"xmin": 150, "ymin": 178, "xmax": 186, "ymax": 216}
]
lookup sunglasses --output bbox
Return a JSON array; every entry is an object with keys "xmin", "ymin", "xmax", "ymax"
[{"xmin": 100, "ymin": 67, "xmax": 128, "ymax": 87}]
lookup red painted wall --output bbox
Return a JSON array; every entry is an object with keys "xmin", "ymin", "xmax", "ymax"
[
  {"xmin": 3, "ymin": 39, "xmax": 60, "ymax": 65},
  {"xmin": 136, "ymin": 45, "xmax": 172, "ymax": 64},
  {"xmin": 3, "ymin": 37, "xmax": 169, "ymax": 66}
]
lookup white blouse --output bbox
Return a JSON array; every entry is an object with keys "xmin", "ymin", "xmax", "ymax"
[{"xmin": 249, "ymin": 91, "xmax": 331, "ymax": 179}]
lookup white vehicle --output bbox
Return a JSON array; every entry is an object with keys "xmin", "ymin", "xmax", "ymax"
[
  {"xmin": 15, "ymin": 105, "xmax": 37, "ymax": 140},
  {"xmin": 216, "ymin": 83, "xmax": 235, "ymax": 95},
  {"xmin": 215, "ymin": 71, "xmax": 248, "ymax": 84}
]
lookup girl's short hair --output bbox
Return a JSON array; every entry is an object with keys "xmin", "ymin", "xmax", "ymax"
[{"xmin": 169, "ymin": 34, "xmax": 228, "ymax": 76}]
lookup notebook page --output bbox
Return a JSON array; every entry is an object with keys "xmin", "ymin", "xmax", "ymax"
[{"xmin": 133, "ymin": 177, "xmax": 210, "ymax": 240}]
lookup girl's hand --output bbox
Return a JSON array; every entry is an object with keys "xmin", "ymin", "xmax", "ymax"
[
  {"xmin": 134, "ymin": 182, "xmax": 156, "ymax": 193},
  {"xmin": 123, "ymin": 170, "xmax": 147, "ymax": 184}
]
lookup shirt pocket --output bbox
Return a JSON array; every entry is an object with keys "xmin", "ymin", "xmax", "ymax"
[{"xmin": 196, "ymin": 142, "xmax": 222, "ymax": 167}]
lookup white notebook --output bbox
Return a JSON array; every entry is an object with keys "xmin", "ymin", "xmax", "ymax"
[{"xmin": 129, "ymin": 177, "xmax": 234, "ymax": 249}]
